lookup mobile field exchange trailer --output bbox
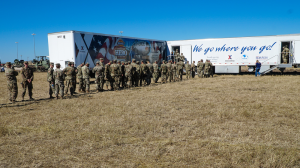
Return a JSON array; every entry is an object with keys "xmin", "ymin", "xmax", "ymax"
[
  {"xmin": 48, "ymin": 31, "xmax": 167, "ymax": 70},
  {"xmin": 167, "ymin": 34, "xmax": 300, "ymax": 74}
]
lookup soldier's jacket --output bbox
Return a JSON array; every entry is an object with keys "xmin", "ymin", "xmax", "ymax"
[
  {"xmin": 5, "ymin": 68, "xmax": 18, "ymax": 83},
  {"xmin": 172, "ymin": 64, "xmax": 177, "ymax": 72},
  {"xmin": 100, "ymin": 62, "xmax": 104, "ymax": 67},
  {"xmin": 54, "ymin": 69, "xmax": 65, "ymax": 82},
  {"xmin": 140, "ymin": 64, "xmax": 148, "ymax": 76},
  {"xmin": 146, "ymin": 63, "xmax": 153, "ymax": 73},
  {"xmin": 104, "ymin": 64, "xmax": 110, "ymax": 80},
  {"xmin": 204, "ymin": 62, "xmax": 211, "ymax": 69},
  {"xmin": 47, "ymin": 67, "xmax": 54, "ymax": 82},
  {"xmin": 161, "ymin": 64, "xmax": 167, "ymax": 73},
  {"xmin": 63, "ymin": 66, "xmax": 76, "ymax": 80},
  {"xmin": 20, "ymin": 66, "xmax": 34, "ymax": 82},
  {"xmin": 153, "ymin": 63, "xmax": 159, "ymax": 73},
  {"xmin": 110, "ymin": 63, "xmax": 120, "ymax": 77},
  {"xmin": 82, "ymin": 65, "xmax": 90, "ymax": 79},
  {"xmin": 77, "ymin": 65, "xmax": 83, "ymax": 78},
  {"xmin": 185, "ymin": 63, "xmax": 191, "ymax": 71},
  {"xmin": 191, "ymin": 63, "xmax": 195, "ymax": 71},
  {"xmin": 132, "ymin": 63, "xmax": 141, "ymax": 75},
  {"xmin": 125, "ymin": 64, "xmax": 133, "ymax": 77},
  {"xmin": 131, "ymin": 63, "xmax": 137, "ymax": 74},
  {"xmin": 198, "ymin": 62, "xmax": 204, "ymax": 71},
  {"xmin": 177, "ymin": 61, "xmax": 184, "ymax": 70},
  {"xmin": 282, "ymin": 48, "xmax": 290, "ymax": 56},
  {"xmin": 92, "ymin": 65, "xmax": 104, "ymax": 78},
  {"xmin": 166, "ymin": 63, "xmax": 172, "ymax": 72}
]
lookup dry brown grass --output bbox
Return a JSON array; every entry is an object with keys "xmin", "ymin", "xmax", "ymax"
[{"xmin": 0, "ymin": 72, "xmax": 300, "ymax": 167}]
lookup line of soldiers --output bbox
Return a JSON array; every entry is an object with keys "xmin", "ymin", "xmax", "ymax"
[{"xmin": 5, "ymin": 58, "xmax": 214, "ymax": 103}]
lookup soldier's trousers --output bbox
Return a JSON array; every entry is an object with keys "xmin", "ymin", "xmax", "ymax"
[
  {"xmin": 198, "ymin": 70, "xmax": 203, "ymax": 78},
  {"xmin": 105, "ymin": 79, "xmax": 110, "ymax": 90},
  {"xmin": 192, "ymin": 71, "xmax": 195, "ymax": 78},
  {"xmin": 121, "ymin": 75, "xmax": 125, "ymax": 87},
  {"xmin": 95, "ymin": 77, "xmax": 104, "ymax": 91},
  {"xmin": 83, "ymin": 78, "xmax": 90, "ymax": 91},
  {"xmin": 141, "ymin": 75, "xmax": 147, "ymax": 86},
  {"xmin": 111, "ymin": 76, "xmax": 119, "ymax": 90},
  {"xmin": 49, "ymin": 81, "xmax": 55, "ymax": 96},
  {"xmin": 173, "ymin": 71, "xmax": 177, "ymax": 81},
  {"xmin": 161, "ymin": 73, "xmax": 167, "ymax": 83},
  {"xmin": 125, "ymin": 75, "xmax": 132, "ymax": 87},
  {"xmin": 55, "ymin": 81, "xmax": 64, "ymax": 97},
  {"xmin": 21, "ymin": 81, "xmax": 33, "ymax": 98},
  {"xmin": 78, "ymin": 78, "xmax": 83, "ymax": 91},
  {"xmin": 153, "ymin": 72, "xmax": 159, "ymax": 83},
  {"xmin": 167, "ymin": 72, "xmax": 173, "ymax": 82},
  {"xmin": 186, "ymin": 71, "xmax": 191, "ymax": 79},
  {"xmin": 73, "ymin": 79, "xmax": 76, "ymax": 91},
  {"xmin": 177, "ymin": 69, "xmax": 183, "ymax": 81},
  {"xmin": 147, "ymin": 73, "xmax": 152, "ymax": 85},
  {"xmin": 7, "ymin": 82, "xmax": 18, "ymax": 101},
  {"xmin": 135, "ymin": 73, "xmax": 140, "ymax": 87},
  {"xmin": 65, "ymin": 79, "xmax": 74, "ymax": 95}
]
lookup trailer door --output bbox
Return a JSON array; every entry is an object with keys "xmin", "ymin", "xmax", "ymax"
[
  {"xmin": 293, "ymin": 41, "xmax": 300, "ymax": 64},
  {"xmin": 180, "ymin": 45, "xmax": 192, "ymax": 63}
]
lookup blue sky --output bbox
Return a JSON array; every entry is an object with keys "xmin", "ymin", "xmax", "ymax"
[{"xmin": 0, "ymin": 0, "xmax": 299, "ymax": 63}]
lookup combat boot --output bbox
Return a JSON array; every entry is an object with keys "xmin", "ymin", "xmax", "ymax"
[
  {"xmin": 22, "ymin": 97, "xmax": 24, "ymax": 101},
  {"xmin": 29, "ymin": 97, "xmax": 34, "ymax": 101},
  {"xmin": 86, "ymin": 90, "xmax": 89, "ymax": 93},
  {"xmin": 55, "ymin": 96, "xmax": 59, "ymax": 99},
  {"xmin": 50, "ymin": 95, "xmax": 54, "ymax": 99}
]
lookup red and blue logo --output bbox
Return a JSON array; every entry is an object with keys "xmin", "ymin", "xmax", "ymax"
[{"xmin": 228, "ymin": 55, "xmax": 232, "ymax": 59}]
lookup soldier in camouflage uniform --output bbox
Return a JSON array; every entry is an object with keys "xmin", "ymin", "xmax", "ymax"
[
  {"xmin": 197, "ymin": 59, "xmax": 204, "ymax": 78},
  {"xmin": 209, "ymin": 60, "xmax": 214, "ymax": 78},
  {"xmin": 282, "ymin": 45, "xmax": 290, "ymax": 64},
  {"xmin": 110, "ymin": 60, "xmax": 121, "ymax": 90},
  {"xmin": 121, "ymin": 61, "xmax": 125, "ymax": 87},
  {"xmin": 104, "ymin": 61, "xmax": 111, "ymax": 90},
  {"xmin": 153, "ymin": 61, "xmax": 159, "ymax": 83},
  {"xmin": 125, "ymin": 61, "xmax": 133, "ymax": 88},
  {"xmin": 136, "ymin": 61, "xmax": 141, "ymax": 86},
  {"xmin": 177, "ymin": 60, "xmax": 184, "ymax": 81},
  {"xmin": 160, "ymin": 60, "xmax": 167, "ymax": 83},
  {"xmin": 166, "ymin": 60, "xmax": 173, "ymax": 82},
  {"xmin": 146, "ymin": 61, "xmax": 153, "ymax": 85},
  {"xmin": 92, "ymin": 61, "xmax": 105, "ymax": 92},
  {"xmin": 204, "ymin": 60, "xmax": 211, "ymax": 78},
  {"xmin": 140, "ymin": 60, "xmax": 148, "ymax": 86},
  {"xmin": 77, "ymin": 63, "xmax": 84, "ymax": 92},
  {"xmin": 71, "ymin": 62, "xmax": 77, "ymax": 93},
  {"xmin": 5, "ymin": 62, "xmax": 18, "ymax": 103},
  {"xmin": 191, "ymin": 61, "xmax": 195, "ymax": 78},
  {"xmin": 82, "ymin": 63, "xmax": 90, "ymax": 93},
  {"xmin": 131, "ymin": 59, "xmax": 137, "ymax": 86},
  {"xmin": 63, "ymin": 62, "xmax": 76, "ymax": 96},
  {"xmin": 185, "ymin": 61, "xmax": 191, "ymax": 79},
  {"xmin": 20, "ymin": 61, "xmax": 34, "ymax": 101},
  {"xmin": 54, "ymin": 63, "xmax": 65, "ymax": 99},
  {"xmin": 47, "ymin": 62, "xmax": 55, "ymax": 98},
  {"xmin": 172, "ymin": 61, "xmax": 177, "ymax": 82}
]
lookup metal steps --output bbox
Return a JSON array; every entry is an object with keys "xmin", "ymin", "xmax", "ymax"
[
  {"xmin": 261, "ymin": 64, "xmax": 293, "ymax": 75},
  {"xmin": 261, "ymin": 66, "xmax": 278, "ymax": 75}
]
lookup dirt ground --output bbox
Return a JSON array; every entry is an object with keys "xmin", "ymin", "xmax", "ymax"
[{"xmin": 0, "ymin": 72, "xmax": 300, "ymax": 167}]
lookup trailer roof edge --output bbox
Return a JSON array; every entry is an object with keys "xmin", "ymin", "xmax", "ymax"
[
  {"xmin": 167, "ymin": 33, "xmax": 300, "ymax": 42},
  {"xmin": 48, "ymin": 30, "xmax": 166, "ymax": 42}
]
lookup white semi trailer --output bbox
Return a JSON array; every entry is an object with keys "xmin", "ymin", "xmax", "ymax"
[
  {"xmin": 48, "ymin": 31, "xmax": 167, "ymax": 70},
  {"xmin": 167, "ymin": 34, "xmax": 300, "ymax": 74}
]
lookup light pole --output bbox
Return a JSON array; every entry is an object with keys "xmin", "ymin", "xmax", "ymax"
[
  {"xmin": 15, "ymin": 42, "xmax": 18, "ymax": 60},
  {"xmin": 119, "ymin": 31, "xmax": 123, "ymax": 36},
  {"xmin": 21, "ymin": 55, "xmax": 22, "ymax": 60},
  {"xmin": 32, "ymin": 33, "xmax": 36, "ymax": 58}
]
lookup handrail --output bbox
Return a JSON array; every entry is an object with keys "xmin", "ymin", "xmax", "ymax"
[{"xmin": 261, "ymin": 55, "xmax": 278, "ymax": 64}]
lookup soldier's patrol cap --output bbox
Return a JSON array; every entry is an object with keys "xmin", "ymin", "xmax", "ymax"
[
  {"xmin": 81, "ymin": 62, "xmax": 84, "ymax": 65},
  {"xmin": 168, "ymin": 60, "xmax": 171, "ymax": 62},
  {"xmin": 24, "ymin": 61, "xmax": 28, "ymax": 64},
  {"xmin": 56, "ymin": 63, "xmax": 60, "ymax": 66},
  {"xmin": 86, "ymin": 62, "xmax": 89, "ymax": 65},
  {"xmin": 141, "ymin": 60, "xmax": 144, "ymax": 62},
  {"xmin": 128, "ymin": 61, "xmax": 131, "ymax": 64},
  {"xmin": 50, "ymin": 62, "xmax": 54, "ymax": 65},
  {"xmin": 68, "ymin": 62, "xmax": 72, "ymax": 65},
  {"xmin": 109, "ymin": 61, "xmax": 112, "ymax": 63},
  {"xmin": 100, "ymin": 58, "xmax": 104, "ymax": 60},
  {"xmin": 125, "ymin": 62, "xmax": 128, "ymax": 65},
  {"xmin": 132, "ymin": 59, "xmax": 136, "ymax": 62},
  {"xmin": 121, "ymin": 61, "xmax": 124, "ymax": 63},
  {"xmin": 96, "ymin": 61, "xmax": 100, "ymax": 64},
  {"xmin": 136, "ymin": 61, "xmax": 139, "ymax": 64},
  {"xmin": 71, "ymin": 62, "xmax": 74, "ymax": 65},
  {"xmin": 6, "ymin": 62, "xmax": 11, "ymax": 66},
  {"xmin": 117, "ymin": 60, "xmax": 121, "ymax": 63}
]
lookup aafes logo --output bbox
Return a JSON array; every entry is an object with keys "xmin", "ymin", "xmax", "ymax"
[
  {"xmin": 228, "ymin": 55, "xmax": 232, "ymax": 59},
  {"xmin": 81, "ymin": 46, "xmax": 84, "ymax": 50},
  {"xmin": 242, "ymin": 55, "xmax": 248, "ymax": 59}
]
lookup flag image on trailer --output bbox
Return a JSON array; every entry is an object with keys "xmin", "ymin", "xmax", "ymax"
[{"xmin": 74, "ymin": 33, "xmax": 166, "ymax": 66}]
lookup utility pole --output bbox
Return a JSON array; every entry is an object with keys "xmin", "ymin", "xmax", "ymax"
[
  {"xmin": 32, "ymin": 33, "xmax": 36, "ymax": 58},
  {"xmin": 15, "ymin": 42, "xmax": 19, "ymax": 60}
]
